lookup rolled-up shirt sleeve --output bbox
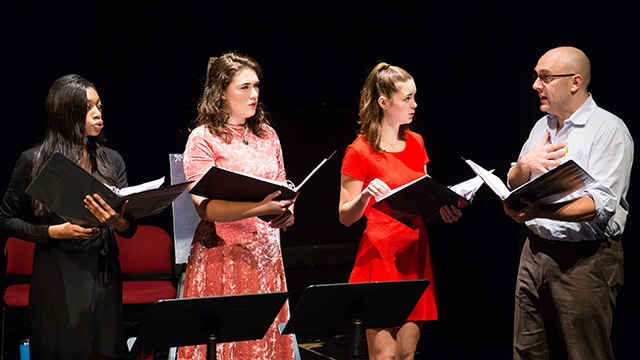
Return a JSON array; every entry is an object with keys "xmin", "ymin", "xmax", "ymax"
[{"xmin": 583, "ymin": 126, "xmax": 633, "ymax": 235}]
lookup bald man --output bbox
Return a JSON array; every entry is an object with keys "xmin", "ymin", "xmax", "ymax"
[{"xmin": 504, "ymin": 47, "xmax": 633, "ymax": 359}]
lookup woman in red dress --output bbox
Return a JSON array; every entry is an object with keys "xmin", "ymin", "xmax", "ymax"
[
  {"xmin": 339, "ymin": 63, "xmax": 461, "ymax": 360},
  {"xmin": 178, "ymin": 53, "xmax": 296, "ymax": 360}
]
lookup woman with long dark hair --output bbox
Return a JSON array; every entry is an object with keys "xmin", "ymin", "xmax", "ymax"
[
  {"xmin": 177, "ymin": 53, "xmax": 295, "ymax": 360},
  {"xmin": 339, "ymin": 63, "xmax": 461, "ymax": 360},
  {"xmin": 0, "ymin": 74, "xmax": 137, "ymax": 359}
]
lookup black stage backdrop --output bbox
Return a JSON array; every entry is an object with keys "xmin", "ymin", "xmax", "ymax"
[{"xmin": 1, "ymin": 2, "xmax": 638, "ymax": 359}]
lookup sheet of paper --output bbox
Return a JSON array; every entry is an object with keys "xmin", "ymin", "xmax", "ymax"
[
  {"xmin": 117, "ymin": 177, "xmax": 165, "ymax": 197},
  {"xmin": 295, "ymin": 151, "xmax": 336, "ymax": 191},
  {"xmin": 464, "ymin": 159, "xmax": 511, "ymax": 200},
  {"xmin": 448, "ymin": 174, "xmax": 485, "ymax": 200}
]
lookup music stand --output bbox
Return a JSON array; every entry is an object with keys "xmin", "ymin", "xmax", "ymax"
[
  {"xmin": 281, "ymin": 280, "xmax": 429, "ymax": 359},
  {"xmin": 128, "ymin": 292, "xmax": 288, "ymax": 360}
]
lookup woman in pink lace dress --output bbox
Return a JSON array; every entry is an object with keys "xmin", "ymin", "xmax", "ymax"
[{"xmin": 178, "ymin": 53, "xmax": 296, "ymax": 360}]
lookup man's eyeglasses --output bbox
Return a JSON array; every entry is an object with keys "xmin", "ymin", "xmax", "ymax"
[{"xmin": 533, "ymin": 73, "xmax": 575, "ymax": 84}]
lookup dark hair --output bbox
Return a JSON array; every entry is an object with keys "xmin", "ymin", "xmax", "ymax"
[
  {"xmin": 358, "ymin": 62, "xmax": 414, "ymax": 153},
  {"xmin": 193, "ymin": 52, "xmax": 270, "ymax": 142},
  {"xmin": 31, "ymin": 74, "xmax": 118, "ymax": 219}
]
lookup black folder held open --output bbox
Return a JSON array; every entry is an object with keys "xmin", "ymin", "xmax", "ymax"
[
  {"xmin": 26, "ymin": 152, "xmax": 192, "ymax": 228},
  {"xmin": 189, "ymin": 151, "xmax": 335, "ymax": 222},
  {"xmin": 372, "ymin": 174, "xmax": 483, "ymax": 227},
  {"xmin": 464, "ymin": 158, "xmax": 595, "ymax": 210}
]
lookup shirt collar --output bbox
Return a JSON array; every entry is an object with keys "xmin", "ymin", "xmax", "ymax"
[{"xmin": 546, "ymin": 94, "xmax": 597, "ymax": 129}]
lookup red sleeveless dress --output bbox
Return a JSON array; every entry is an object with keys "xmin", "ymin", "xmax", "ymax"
[{"xmin": 340, "ymin": 131, "xmax": 438, "ymax": 321}]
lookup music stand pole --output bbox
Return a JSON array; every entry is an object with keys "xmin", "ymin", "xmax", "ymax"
[
  {"xmin": 351, "ymin": 316, "xmax": 364, "ymax": 359},
  {"xmin": 207, "ymin": 334, "xmax": 217, "ymax": 360}
]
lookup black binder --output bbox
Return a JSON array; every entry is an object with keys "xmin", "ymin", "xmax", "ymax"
[
  {"xmin": 190, "ymin": 165, "xmax": 298, "ymax": 202},
  {"xmin": 26, "ymin": 152, "xmax": 192, "ymax": 227},
  {"xmin": 372, "ymin": 175, "xmax": 472, "ymax": 227},
  {"xmin": 189, "ymin": 151, "xmax": 335, "ymax": 222},
  {"xmin": 190, "ymin": 151, "xmax": 335, "ymax": 201},
  {"xmin": 465, "ymin": 158, "xmax": 595, "ymax": 210}
]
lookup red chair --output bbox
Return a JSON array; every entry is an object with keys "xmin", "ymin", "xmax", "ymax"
[
  {"xmin": 2, "ymin": 237, "xmax": 35, "ymax": 359},
  {"xmin": 115, "ymin": 225, "xmax": 177, "ymax": 304}
]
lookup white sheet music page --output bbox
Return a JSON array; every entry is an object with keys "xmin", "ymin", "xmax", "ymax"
[
  {"xmin": 464, "ymin": 159, "xmax": 510, "ymax": 200},
  {"xmin": 448, "ymin": 175, "xmax": 485, "ymax": 200},
  {"xmin": 114, "ymin": 177, "xmax": 165, "ymax": 197}
]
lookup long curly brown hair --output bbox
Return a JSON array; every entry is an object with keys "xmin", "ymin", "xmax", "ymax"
[{"xmin": 193, "ymin": 52, "xmax": 270, "ymax": 142}]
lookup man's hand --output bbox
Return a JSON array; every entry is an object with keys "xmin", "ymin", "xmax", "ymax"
[
  {"xmin": 518, "ymin": 132, "xmax": 566, "ymax": 174},
  {"xmin": 503, "ymin": 198, "xmax": 542, "ymax": 223}
]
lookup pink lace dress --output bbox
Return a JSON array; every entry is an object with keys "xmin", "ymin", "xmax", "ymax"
[{"xmin": 177, "ymin": 124, "xmax": 295, "ymax": 360}]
